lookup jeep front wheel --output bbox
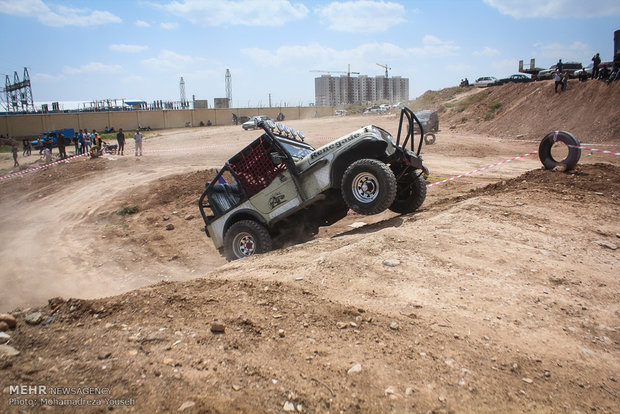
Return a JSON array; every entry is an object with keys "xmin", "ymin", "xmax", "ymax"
[
  {"xmin": 341, "ymin": 159, "xmax": 397, "ymax": 215},
  {"xmin": 223, "ymin": 220, "xmax": 272, "ymax": 261},
  {"xmin": 389, "ymin": 172, "xmax": 427, "ymax": 214}
]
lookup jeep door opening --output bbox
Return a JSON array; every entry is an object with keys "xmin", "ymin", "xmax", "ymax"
[{"xmin": 198, "ymin": 107, "xmax": 429, "ymax": 261}]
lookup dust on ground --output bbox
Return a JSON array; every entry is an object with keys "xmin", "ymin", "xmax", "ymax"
[{"xmin": 0, "ymin": 80, "xmax": 619, "ymax": 413}]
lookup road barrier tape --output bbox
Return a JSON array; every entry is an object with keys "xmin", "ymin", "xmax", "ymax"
[
  {"xmin": 0, "ymin": 152, "xmax": 89, "ymax": 182},
  {"xmin": 569, "ymin": 145, "xmax": 620, "ymax": 156},
  {"xmin": 1, "ymin": 138, "xmax": 616, "ymax": 184},
  {"xmin": 426, "ymin": 151, "xmax": 539, "ymax": 188}
]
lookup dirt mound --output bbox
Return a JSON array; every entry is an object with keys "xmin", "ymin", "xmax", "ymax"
[
  {"xmin": 2, "ymin": 163, "xmax": 618, "ymax": 413},
  {"xmin": 412, "ymin": 81, "xmax": 620, "ymax": 143}
]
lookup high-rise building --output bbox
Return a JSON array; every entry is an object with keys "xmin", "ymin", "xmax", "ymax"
[{"xmin": 315, "ymin": 73, "xmax": 408, "ymax": 106}]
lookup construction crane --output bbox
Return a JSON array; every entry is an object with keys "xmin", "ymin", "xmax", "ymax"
[
  {"xmin": 376, "ymin": 63, "xmax": 391, "ymax": 78},
  {"xmin": 310, "ymin": 65, "xmax": 359, "ymax": 104},
  {"xmin": 310, "ymin": 64, "xmax": 360, "ymax": 77}
]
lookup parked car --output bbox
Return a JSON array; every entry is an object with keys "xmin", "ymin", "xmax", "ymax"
[
  {"xmin": 596, "ymin": 61, "xmax": 614, "ymax": 79},
  {"xmin": 498, "ymin": 74, "xmax": 532, "ymax": 84},
  {"xmin": 473, "ymin": 77, "xmax": 499, "ymax": 87},
  {"xmin": 242, "ymin": 115, "xmax": 271, "ymax": 130},
  {"xmin": 334, "ymin": 109, "xmax": 347, "ymax": 116},
  {"xmin": 537, "ymin": 62, "xmax": 583, "ymax": 80},
  {"xmin": 574, "ymin": 63, "xmax": 593, "ymax": 78},
  {"xmin": 31, "ymin": 128, "xmax": 75, "ymax": 149}
]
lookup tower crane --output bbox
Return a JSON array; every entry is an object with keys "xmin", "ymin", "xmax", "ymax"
[{"xmin": 376, "ymin": 63, "xmax": 391, "ymax": 78}]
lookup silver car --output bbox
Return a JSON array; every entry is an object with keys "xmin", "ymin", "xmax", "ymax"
[{"xmin": 242, "ymin": 115, "xmax": 271, "ymax": 130}]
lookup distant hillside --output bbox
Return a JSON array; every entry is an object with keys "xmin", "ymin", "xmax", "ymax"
[{"xmin": 410, "ymin": 80, "xmax": 620, "ymax": 143}]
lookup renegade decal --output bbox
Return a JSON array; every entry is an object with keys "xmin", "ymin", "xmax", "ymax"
[{"xmin": 310, "ymin": 133, "xmax": 360, "ymax": 160}]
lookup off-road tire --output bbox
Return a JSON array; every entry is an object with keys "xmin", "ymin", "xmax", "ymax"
[
  {"xmin": 538, "ymin": 131, "xmax": 581, "ymax": 170},
  {"xmin": 424, "ymin": 133, "xmax": 436, "ymax": 145},
  {"xmin": 389, "ymin": 172, "xmax": 427, "ymax": 214},
  {"xmin": 341, "ymin": 159, "xmax": 397, "ymax": 215},
  {"xmin": 223, "ymin": 220, "xmax": 272, "ymax": 261}
]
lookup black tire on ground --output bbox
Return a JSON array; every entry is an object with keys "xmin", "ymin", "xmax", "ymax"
[
  {"xmin": 538, "ymin": 131, "xmax": 581, "ymax": 170},
  {"xmin": 223, "ymin": 220, "xmax": 272, "ymax": 261},
  {"xmin": 341, "ymin": 159, "xmax": 397, "ymax": 215},
  {"xmin": 389, "ymin": 172, "xmax": 427, "ymax": 214},
  {"xmin": 424, "ymin": 133, "xmax": 436, "ymax": 145}
]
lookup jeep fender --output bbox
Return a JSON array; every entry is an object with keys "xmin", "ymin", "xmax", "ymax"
[
  {"xmin": 329, "ymin": 139, "xmax": 388, "ymax": 188},
  {"xmin": 224, "ymin": 209, "xmax": 269, "ymax": 236}
]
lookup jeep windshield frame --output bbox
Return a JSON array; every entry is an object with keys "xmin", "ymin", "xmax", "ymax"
[{"xmin": 275, "ymin": 136, "xmax": 314, "ymax": 161}]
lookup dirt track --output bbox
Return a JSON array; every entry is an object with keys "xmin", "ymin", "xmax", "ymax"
[{"xmin": 0, "ymin": 83, "xmax": 619, "ymax": 412}]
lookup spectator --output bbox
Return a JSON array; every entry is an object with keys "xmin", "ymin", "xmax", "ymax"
[
  {"xmin": 22, "ymin": 139, "xmax": 31, "ymax": 156},
  {"xmin": 592, "ymin": 53, "xmax": 601, "ymax": 79},
  {"xmin": 84, "ymin": 130, "xmax": 92, "ymax": 153},
  {"xmin": 73, "ymin": 132, "xmax": 79, "ymax": 155},
  {"xmin": 557, "ymin": 59, "xmax": 563, "ymax": 73},
  {"xmin": 57, "ymin": 130, "xmax": 67, "ymax": 160},
  {"xmin": 11, "ymin": 142, "xmax": 19, "ymax": 167},
  {"xmin": 116, "ymin": 128, "xmax": 125, "ymax": 155},
  {"xmin": 77, "ymin": 129, "xmax": 84, "ymax": 154},
  {"xmin": 134, "ymin": 129, "xmax": 143, "ymax": 157},
  {"xmin": 93, "ymin": 129, "xmax": 101, "ymax": 148},
  {"xmin": 608, "ymin": 65, "xmax": 620, "ymax": 83},
  {"xmin": 43, "ymin": 146, "xmax": 52, "ymax": 164},
  {"xmin": 554, "ymin": 70, "xmax": 563, "ymax": 93},
  {"xmin": 562, "ymin": 71, "xmax": 569, "ymax": 91},
  {"xmin": 579, "ymin": 69, "xmax": 588, "ymax": 82}
]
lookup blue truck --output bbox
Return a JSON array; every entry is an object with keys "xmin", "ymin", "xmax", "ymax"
[{"xmin": 31, "ymin": 128, "xmax": 75, "ymax": 149}]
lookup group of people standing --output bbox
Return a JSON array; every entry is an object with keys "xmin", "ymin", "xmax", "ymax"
[{"xmin": 72, "ymin": 129, "xmax": 101, "ymax": 155}]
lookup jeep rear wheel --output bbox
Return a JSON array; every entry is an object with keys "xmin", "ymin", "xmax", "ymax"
[
  {"xmin": 341, "ymin": 159, "xmax": 397, "ymax": 215},
  {"xmin": 224, "ymin": 220, "xmax": 272, "ymax": 261},
  {"xmin": 389, "ymin": 172, "xmax": 427, "ymax": 214}
]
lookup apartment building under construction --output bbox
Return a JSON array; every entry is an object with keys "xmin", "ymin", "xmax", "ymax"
[{"xmin": 314, "ymin": 74, "xmax": 409, "ymax": 106}]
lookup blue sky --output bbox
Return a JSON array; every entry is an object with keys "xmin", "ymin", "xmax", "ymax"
[{"xmin": 1, "ymin": 0, "xmax": 619, "ymax": 109}]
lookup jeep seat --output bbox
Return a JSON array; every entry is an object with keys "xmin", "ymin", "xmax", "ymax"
[{"xmin": 209, "ymin": 183, "xmax": 242, "ymax": 214}]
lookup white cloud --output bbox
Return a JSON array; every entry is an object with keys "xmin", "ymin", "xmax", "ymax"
[
  {"xmin": 315, "ymin": 1, "xmax": 406, "ymax": 33},
  {"xmin": 483, "ymin": 0, "xmax": 620, "ymax": 18},
  {"xmin": 141, "ymin": 50, "xmax": 205, "ymax": 71},
  {"xmin": 0, "ymin": 0, "xmax": 121, "ymax": 27},
  {"xmin": 63, "ymin": 62, "xmax": 123, "ymax": 75},
  {"xmin": 242, "ymin": 37, "xmax": 459, "ymax": 70},
  {"xmin": 473, "ymin": 47, "xmax": 500, "ymax": 57},
  {"xmin": 162, "ymin": 0, "xmax": 308, "ymax": 26},
  {"xmin": 160, "ymin": 21, "xmax": 178, "ymax": 30},
  {"xmin": 135, "ymin": 20, "xmax": 150, "ymax": 27},
  {"xmin": 109, "ymin": 44, "xmax": 149, "ymax": 53}
]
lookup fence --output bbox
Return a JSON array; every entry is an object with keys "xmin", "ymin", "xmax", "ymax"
[{"xmin": 0, "ymin": 106, "xmax": 335, "ymax": 138}]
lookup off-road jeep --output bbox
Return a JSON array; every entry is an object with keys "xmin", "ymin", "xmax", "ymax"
[{"xmin": 198, "ymin": 107, "xmax": 429, "ymax": 260}]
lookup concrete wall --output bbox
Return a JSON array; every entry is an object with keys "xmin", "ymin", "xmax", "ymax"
[{"xmin": 0, "ymin": 106, "xmax": 335, "ymax": 138}]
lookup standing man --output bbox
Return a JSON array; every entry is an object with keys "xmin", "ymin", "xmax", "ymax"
[
  {"xmin": 134, "ymin": 129, "xmax": 143, "ymax": 157},
  {"xmin": 592, "ymin": 53, "xmax": 601, "ymax": 79},
  {"xmin": 11, "ymin": 142, "xmax": 19, "ymax": 167},
  {"xmin": 116, "ymin": 128, "xmax": 125, "ymax": 155},
  {"xmin": 557, "ymin": 59, "xmax": 563, "ymax": 73},
  {"xmin": 57, "ymin": 130, "xmax": 67, "ymax": 160}
]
